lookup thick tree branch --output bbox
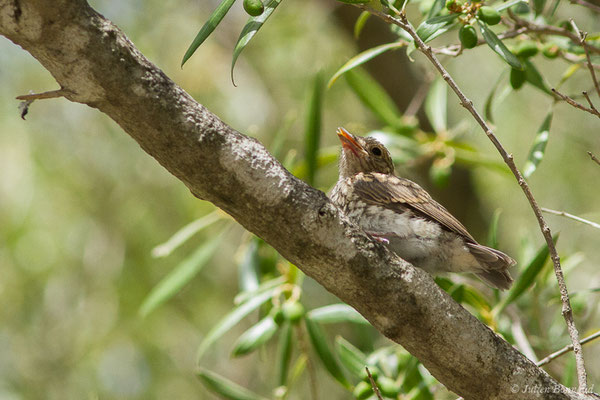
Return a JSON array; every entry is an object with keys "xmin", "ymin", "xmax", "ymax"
[{"xmin": 0, "ymin": 1, "xmax": 593, "ymax": 399}]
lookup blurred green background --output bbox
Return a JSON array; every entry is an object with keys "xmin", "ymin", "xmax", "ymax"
[{"xmin": 0, "ymin": 0, "xmax": 599, "ymax": 398}]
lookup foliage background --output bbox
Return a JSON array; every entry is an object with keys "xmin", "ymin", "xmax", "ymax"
[{"xmin": 0, "ymin": 0, "xmax": 599, "ymax": 398}]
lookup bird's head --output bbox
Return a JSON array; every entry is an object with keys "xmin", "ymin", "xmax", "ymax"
[{"xmin": 336, "ymin": 127, "xmax": 394, "ymax": 178}]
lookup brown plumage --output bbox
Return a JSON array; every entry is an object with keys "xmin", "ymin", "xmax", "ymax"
[{"xmin": 330, "ymin": 127, "xmax": 515, "ymax": 290}]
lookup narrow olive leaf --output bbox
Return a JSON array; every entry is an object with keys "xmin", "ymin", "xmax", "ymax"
[
  {"xmin": 401, "ymin": 357, "xmax": 424, "ymax": 392},
  {"xmin": 238, "ymin": 238, "xmax": 260, "ymax": 293},
  {"xmin": 231, "ymin": 0, "xmax": 283, "ymax": 83},
  {"xmin": 523, "ymin": 111, "xmax": 553, "ymax": 178},
  {"xmin": 354, "ymin": 11, "xmax": 371, "ymax": 39},
  {"xmin": 533, "ymin": 0, "xmax": 546, "ymax": 15},
  {"xmin": 483, "ymin": 72, "xmax": 507, "ymax": 124},
  {"xmin": 486, "ymin": 209, "xmax": 502, "ymax": 248},
  {"xmin": 234, "ymin": 276, "xmax": 286, "ymax": 305},
  {"xmin": 197, "ymin": 286, "xmax": 279, "ymax": 360},
  {"xmin": 461, "ymin": 286, "xmax": 491, "ymax": 311},
  {"xmin": 523, "ymin": 60, "xmax": 552, "ymax": 95},
  {"xmin": 307, "ymin": 304, "xmax": 370, "ymax": 325},
  {"xmin": 231, "ymin": 315, "xmax": 278, "ymax": 357},
  {"xmin": 335, "ymin": 336, "xmax": 367, "ymax": 376},
  {"xmin": 345, "ymin": 68, "xmax": 403, "ymax": 128},
  {"xmin": 495, "ymin": 0, "xmax": 527, "ymax": 11},
  {"xmin": 304, "ymin": 317, "xmax": 351, "ymax": 388},
  {"xmin": 181, "ymin": 0, "xmax": 237, "ymax": 67},
  {"xmin": 304, "ymin": 73, "xmax": 323, "ymax": 186},
  {"xmin": 478, "ymin": 21, "xmax": 523, "ymax": 70},
  {"xmin": 496, "ymin": 234, "xmax": 559, "ymax": 312},
  {"xmin": 328, "ymin": 42, "xmax": 406, "ymax": 88},
  {"xmin": 197, "ymin": 368, "xmax": 270, "ymax": 400},
  {"xmin": 424, "ymin": 77, "xmax": 447, "ymax": 133},
  {"xmin": 277, "ymin": 322, "xmax": 293, "ymax": 386},
  {"xmin": 416, "ymin": 14, "xmax": 459, "ymax": 43},
  {"xmin": 151, "ymin": 211, "xmax": 222, "ymax": 258},
  {"xmin": 428, "ymin": 0, "xmax": 447, "ymax": 18},
  {"xmin": 140, "ymin": 233, "xmax": 223, "ymax": 318},
  {"xmin": 559, "ymin": 64, "xmax": 581, "ymax": 86},
  {"xmin": 336, "ymin": 0, "xmax": 370, "ymax": 3}
]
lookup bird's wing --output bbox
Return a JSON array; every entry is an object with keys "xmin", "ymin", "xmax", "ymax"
[{"xmin": 351, "ymin": 173, "xmax": 476, "ymax": 242}]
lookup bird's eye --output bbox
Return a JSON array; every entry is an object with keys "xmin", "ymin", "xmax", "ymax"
[{"xmin": 371, "ymin": 147, "xmax": 382, "ymax": 157}]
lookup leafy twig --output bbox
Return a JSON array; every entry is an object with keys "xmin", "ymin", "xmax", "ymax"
[
  {"xmin": 571, "ymin": 22, "xmax": 600, "ymax": 99},
  {"xmin": 354, "ymin": 5, "xmax": 589, "ymax": 393},
  {"xmin": 551, "ymin": 88, "xmax": 600, "ymax": 118},
  {"xmin": 542, "ymin": 207, "xmax": 600, "ymax": 230},
  {"xmin": 537, "ymin": 330, "xmax": 600, "ymax": 367}
]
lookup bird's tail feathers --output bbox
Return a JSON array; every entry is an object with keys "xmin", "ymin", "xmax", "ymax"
[{"xmin": 466, "ymin": 243, "xmax": 516, "ymax": 290}]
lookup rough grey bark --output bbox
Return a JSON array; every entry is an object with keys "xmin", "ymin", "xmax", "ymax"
[{"xmin": 0, "ymin": 1, "xmax": 591, "ymax": 399}]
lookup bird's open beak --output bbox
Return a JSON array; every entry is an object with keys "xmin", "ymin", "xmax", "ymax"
[{"xmin": 337, "ymin": 127, "xmax": 367, "ymax": 157}]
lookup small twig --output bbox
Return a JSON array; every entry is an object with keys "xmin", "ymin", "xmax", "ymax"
[
  {"xmin": 537, "ymin": 330, "xmax": 600, "ymax": 366},
  {"xmin": 552, "ymin": 88, "xmax": 600, "ymax": 118},
  {"xmin": 582, "ymin": 91, "xmax": 598, "ymax": 112},
  {"xmin": 15, "ymin": 88, "xmax": 70, "ymax": 101},
  {"xmin": 355, "ymin": 4, "xmax": 589, "ymax": 393},
  {"xmin": 365, "ymin": 367, "xmax": 384, "ymax": 400},
  {"xmin": 508, "ymin": 12, "xmax": 600, "ymax": 56},
  {"xmin": 542, "ymin": 207, "xmax": 600, "ymax": 230},
  {"xmin": 588, "ymin": 151, "xmax": 600, "ymax": 166},
  {"xmin": 569, "ymin": 0, "xmax": 600, "ymax": 12},
  {"xmin": 572, "ymin": 23, "xmax": 600, "ymax": 99}
]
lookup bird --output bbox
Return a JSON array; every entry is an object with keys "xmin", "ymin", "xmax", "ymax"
[{"xmin": 330, "ymin": 127, "xmax": 516, "ymax": 290}]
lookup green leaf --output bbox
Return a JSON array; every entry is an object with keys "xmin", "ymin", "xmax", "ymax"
[
  {"xmin": 478, "ymin": 21, "xmax": 522, "ymax": 70},
  {"xmin": 197, "ymin": 369, "xmax": 270, "ymax": 400},
  {"xmin": 345, "ymin": 68, "xmax": 403, "ymax": 128},
  {"xmin": 232, "ymin": 315, "xmax": 278, "ymax": 357},
  {"xmin": 231, "ymin": 0, "xmax": 284, "ymax": 83},
  {"xmin": 140, "ymin": 233, "xmax": 223, "ymax": 317},
  {"xmin": 181, "ymin": 0, "xmax": 237, "ymax": 67},
  {"xmin": 197, "ymin": 286, "xmax": 279, "ymax": 360},
  {"xmin": 424, "ymin": 77, "xmax": 447, "ymax": 133},
  {"xmin": 523, "ymin": 59, "xmax": 552, "ymax": 95},
  {"xmin": 495, "ymin": 0, "xmax": 527, "ymax": 11},
  {"xmin": 496, "ymin": 234, "xmax": 559, "ymax": 313},
  {"xmin": 305, "ymin": 317, "xmax": 350, "ymax": 388},
  {"xmin": 151, "ymin": 211, "xmax": 222, "ymax": 258},
  {"xmin": 304, "ymin": 73, "xmax": 323, "ymax": 186},
  {"xmin": 533, "ymin": 0, "xmax": 546, "ymax": 15},
  {"xmin": 483, "ymin": 72, "xmax": 508, "ymax": 124},
  {"xmin": 307, "ymin": 304, "xmax": 370, "ymax": 325},
  {"xmin": 354, "ymin": 11, "xmax": 371, "ymax": 38},
  {"xmin": 277, "ymin": 322, "xmax": 294, "ymax": 386},
  {"xmin": 401, "ymin": 357, "xmax": 424, "ymax": 392},
  {"xmin": 234, "ymin": 276, "xmax": 286, "ymax": 305},
  {"xmin": 328, "ymin": 42, "xmax": 406, "ymax": 88},
  {"xmin": 428, "ymin": 0, "xmax": 447, "ymax": 17},
  {"xmin": 335, "ymin": 336, "xmax": 367, "ymax": 376},
  {"xmin": 486, "ymin": 209, "xmax": 502, "ymax": 248},
  {"xmin": 416, "ymin": 14, "xmax": 459, "ymax": 43},
  {"xmin": 523, "ymin": 111, "xmax": 553, "ymax": 178},
  {"xmin": 238, "ymin": 238, "xmax": 260, "ymax": 293}
]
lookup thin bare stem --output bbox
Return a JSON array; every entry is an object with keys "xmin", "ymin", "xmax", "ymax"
[
  {"xmin": 15, "ymin": 88, "xmax": 70, "ymax": 101},
  {"xmin": 542, "ymin": 207, "xmax": 600, "ymax": 230},
  {"xmin": 552, "ymin": 88, "xmax": 600, "ymax": 118},
  {"xmin": 588, "ymin": 151, "xmax": 600, "ymax": 166},
  {"xmin": 537, "ymin": 330, "xmax": 600, "ymax": 367},
  {"xmin": 355, "ymin": 5, "xmax": 589, "ymax": 393},
  {"xmin": 569, "ymin": 0, "xmax": 600, "ymax": 12},
  {"xmin": 365, "ymin": 367, "xmax": 384, "ymax": 400},
  {"xmin": 573, "ymin": 27, "xmax": 600, "ymax": 98}
]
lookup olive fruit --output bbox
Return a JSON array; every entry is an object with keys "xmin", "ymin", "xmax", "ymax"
[
  {"xmin": 541, "ymin": 43, "xmax": 560, "ymax": 59},
  {"xmin": 478, "ymin": 6, "xmax": 501, "ymax": 25},
  {"xmin": 243, "ymin": 0, "xmax": 264, "ymax": 16},
  {"xmin": 281, "ymin": 301, "xmax": 305, "ymax": 323},
  {"xmin": 459, "ymin": 25, "xmax": 478, "ymax": 49},
  {"xmin": 378, "ymin": 377, "xmax": 401, "ymax": 398},
  {"xmin": 353, "ymin": 381, "xmax": 373, "ymax": 400},
  {"xmin": 515, "ymin": 41, "xmax": 539, "ymax": 58}
]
